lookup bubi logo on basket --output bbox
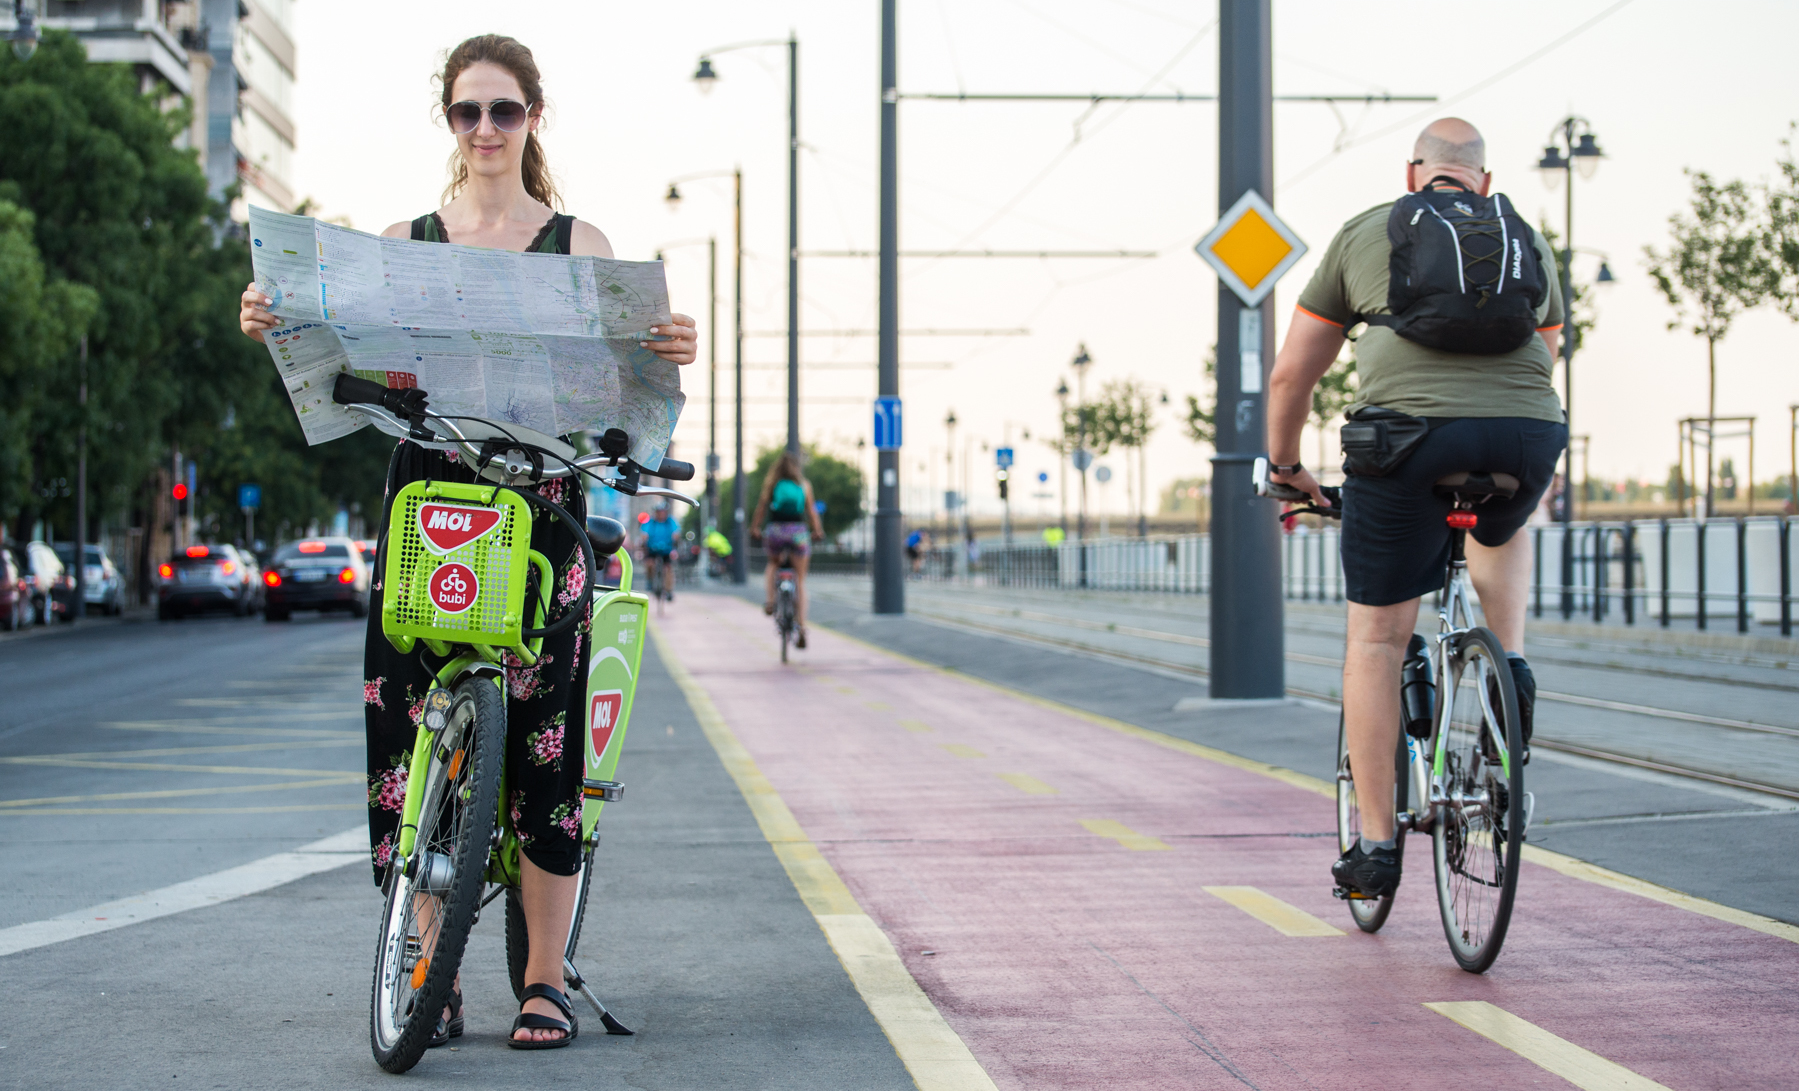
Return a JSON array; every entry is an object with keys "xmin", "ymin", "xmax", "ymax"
[
  {"xmin": 428, "ymin": 563, "xmax": 479, "ymax": 615},
  {"xmin": 589, "ymin": 690, "xmax": 624, "ymax": 761},
  {"xmin": 417, "ymin": 503, "xmax": 502, "ymax": 555}
]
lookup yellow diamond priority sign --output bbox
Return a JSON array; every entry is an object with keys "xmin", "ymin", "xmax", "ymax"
[{"xmin": 1195, "ymin": 189, "xmax": 1307, "ymax": 307}]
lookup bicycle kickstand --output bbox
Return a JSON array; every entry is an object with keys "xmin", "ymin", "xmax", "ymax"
[{"xmin": 563, "ymin": 956, "xmax": 634, "ymax": 1035}]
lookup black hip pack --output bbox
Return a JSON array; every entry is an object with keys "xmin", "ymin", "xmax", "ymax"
[
  {"xmin": 1356, "ymin": 180, "xmax": 1548, "ymax": 355},
  {"xmin": 1340, "ymin": 406, "xmax": 1431, "ymax": 477}
]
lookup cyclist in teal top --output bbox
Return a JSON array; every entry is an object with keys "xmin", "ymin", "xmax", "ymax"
[
  {"xmin": 640, "ymin": 502, "xmax": 678, "ymax": 599},
  {"xmin": 751, "ymin": 451, "xmax": 826, "ymax": 648}
]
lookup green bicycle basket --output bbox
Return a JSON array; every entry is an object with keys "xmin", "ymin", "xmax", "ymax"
[{"xmin": 382, "ymin": 480, "xmax": 532, "ymax": 649}]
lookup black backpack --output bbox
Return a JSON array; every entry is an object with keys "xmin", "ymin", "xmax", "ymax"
[{"xmin": 1358, "ymin": 180, "xmax": 1548, "ymax": 355}]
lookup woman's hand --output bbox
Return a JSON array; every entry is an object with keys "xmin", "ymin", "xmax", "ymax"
[
  {"xmin": 239, "ymin": 281, "xmax": 280, "ymax": 344},
  {"xmin": 643, "ymin": 313, "xmax": 698, "ymax": 365}
]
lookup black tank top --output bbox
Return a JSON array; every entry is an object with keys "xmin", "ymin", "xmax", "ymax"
[{"xmin": 409, "ymin": 211, "xmax": 575, "ymax": 255}]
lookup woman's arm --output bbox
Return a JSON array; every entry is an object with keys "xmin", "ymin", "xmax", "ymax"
[
  {"xmin": 571, "ymin": 219, "xmax": 698, "ymax": 367},
  {"xmin": 803, "ymin": 481, "xmax": 824, "ymax": 539},
  {"xmin": 749, "ymin": 497, "xmax": 768, "ymax": 542}
]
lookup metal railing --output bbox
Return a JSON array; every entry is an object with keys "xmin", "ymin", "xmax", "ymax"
[{"xmin": 829, "ymin": 516, "xmax": 1798, "ymax": 636}]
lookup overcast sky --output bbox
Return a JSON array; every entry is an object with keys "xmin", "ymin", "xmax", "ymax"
[{"xmin": 292, "ymin": 0, "xmax": 1799, "ymax": 517}]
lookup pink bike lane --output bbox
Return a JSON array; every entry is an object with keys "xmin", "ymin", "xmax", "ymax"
[{"xmin": 658, "ymin": 595, "xmax": 1799, "ymax": 1090}]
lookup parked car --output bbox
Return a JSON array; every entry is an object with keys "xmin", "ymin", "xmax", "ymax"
[
  {"xmin": 51, "ymin": 542, "xmax": 123, "ymax": 616},
  {"xmin": 156, "ymin": 544, "xmax": 258, "ymax": 620},
  {"xmin": 356, "ymin": 539, "xmax": 379, "ymax": 569},
  {"xmin": 261, "ymin": 537, "xmax": 370, "ymax": 621},
  {"xmin": 22, "ymin": 541, "xmax": 72, "ymax": 624},
  {"xmin": 1, "ymin": 547, "xmax": 30, "ymax": 630}
]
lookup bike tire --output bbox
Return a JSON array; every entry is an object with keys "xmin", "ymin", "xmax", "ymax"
[
  {"xmin": 1430, "ymin": 626, "xmax": 1524, "ymax": 974},
  {"xmin": 505, "ymin": 843, "xmax": 598, "ymax": 1002},
  {"xmin": 369, "ymin": 676, "xmax": 505, "ymax": 1072},
  {"xmin": 1335, "ymin": 712, "xmax": 1407, "ymax": 933}
]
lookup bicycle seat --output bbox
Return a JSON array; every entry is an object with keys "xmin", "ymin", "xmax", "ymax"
[
  {"xmin": 1432, "ymin": 471, "xmax": 1519, "ymax": 502},
  {"xmin": 584, "ymin": 516, "xmax": 627, "ymax": 557}
]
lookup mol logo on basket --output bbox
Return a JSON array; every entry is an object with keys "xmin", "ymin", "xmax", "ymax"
[
  {"xmin": 428, "ymin": 563, "xmax": 479, "ymax": 615},
  {"xmin": 589, "ymin": 690, "xmax": 624, "ymax": 762},
  {"xmin": 417, "ymin": 503, "xmax": 502, "ymax": 555}
]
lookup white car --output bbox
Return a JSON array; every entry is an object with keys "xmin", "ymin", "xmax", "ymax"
[{"xmin": 52, "ymin": 543, "xmax": 123, "ymax": 616}]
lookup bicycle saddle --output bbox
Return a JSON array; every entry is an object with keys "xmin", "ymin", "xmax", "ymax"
[
  {"xmin": 584, "ymin": 516, "xmax": 627, "ymax": 557},
  {"xmin": 1432, "ymin": 471, "xmax": 1519, "ymax": 501}
]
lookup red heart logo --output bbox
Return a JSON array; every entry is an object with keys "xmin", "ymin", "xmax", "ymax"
[
  {"xmin": 417, "ymin": 503, "xmax": 502, "ymax": 555},
  {"xmin": 427, "ymin": 563, "xmax": 479, "ymax": 615},
  {"xmin": 589, "ymin": 690, "xmax": 624, "ymax": 762}
]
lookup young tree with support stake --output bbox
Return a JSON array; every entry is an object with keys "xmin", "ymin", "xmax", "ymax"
[{"xmin": 1646, "ymin": 170, "xmax": 1768, "ymax": 518}]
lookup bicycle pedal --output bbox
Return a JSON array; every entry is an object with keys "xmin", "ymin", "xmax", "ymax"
[
  {"xmin": 583, "ymin": 779, "xmax": 624, "ymax": 802},
  {"xmin": 1332, "ymin": 885, "xmax": 1378, "ymax": 901}
]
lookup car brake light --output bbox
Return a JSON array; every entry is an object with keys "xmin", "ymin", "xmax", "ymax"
[
  {"xmin": 1446, "ymin": 511, "xmax": 1479, "ymax": 529},
  {"xmin": 298, "ymin": 541, "xmax": 327, "ymax": 554},
  {"xmin": 264, "ymin": 570, "xmax": 282, "ymax": 588},
  {"xmin": 339, "ymin": 567, "xmax": 356, "ymax": 584},
  {"xmin": 220, "ymin": 560, "xmax": 237, "ymax": 576},
  {"xmin": 158, "ymin": 563, "xmax": 174, "ymax": 579},
  {"xmin": 186, "ymin": 545, "xmax": 209, "ymax": 558}
]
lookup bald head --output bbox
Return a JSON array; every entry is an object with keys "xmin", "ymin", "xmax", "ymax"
[{"xmin": 1409, "ymin": 117, "xmax": 1488, "ymax": 194}]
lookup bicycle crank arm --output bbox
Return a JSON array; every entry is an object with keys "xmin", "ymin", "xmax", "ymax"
[{"xmin": 563, "ymin": 957, "xmax": 635, "ymax": 1035}]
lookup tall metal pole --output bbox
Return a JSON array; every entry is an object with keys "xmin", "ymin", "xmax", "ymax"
[
  {"xmin": 873, "ymin": 0, "xmax": 904, "ymax": 613},
  {"xmin": 1558, "ymin": 120, "xmax": 1577, "ymax": 616},
  {"xmin": 706, "ymin": 235, "xmax": 719, "ymax": 534},
  {"xmin": 732, "ymin": 167, "xmax": 748, "ymax": 584},
  {"xmin": 1210, "ymin": 0, "xmax": 1283, "ymax": 698},
  {"xmin": 786, "ymin": 34, "xmax": 802, "ymax": 456},
  {"xmin": 73, "ymin": 335, "xmax": 87, "ymax": 621}
]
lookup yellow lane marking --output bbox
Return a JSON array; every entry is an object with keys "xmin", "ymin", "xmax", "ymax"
[
  {"xmin": 1080, "ymin": 819, "xmax": 1170, "ymax": 851},
  {"xmin": 0, "ymin": 777, "xmax": 360, "ymax": 809},
  {"xmin": 0, "ymin": 803, "xmax": 366, "ymax": 816},
  {"xmin": 939, "ymin": 744, "xmax": 986, "ymax": 760},
  {"xmin": 815, "ymin": 622, "xmax": 1799, "ymax": 946},
  {"xmin": 0, "ymin": 758, "xmax": 361, "ymax": 778},
  {"xmin": 865, "ymin": 701, "xmax": 892, "ymax": 712},
  {"xmin": 652, "ymin": 627, "xmax": 998, "ymax": 1091},
  {"xmin": 995, "ymin": 773, "xmax": 1058, "ymax": 795},
  {"xmin": 1203, "ymin": 886, "xmax": 1343, "ymax": 936},
  {"xmin": 900, "ymin": 719, "xmax": 934, "ymax": 733},
  {"xmin": 833, "ymin": 685, "xmax": 858, "ymax": 696},
  {"xmin": 1424, "ymin": 1002, "xmax": 1674, "ymax": 1090},
  {"xmin": 101, "ymin": 724, "xmax": 361, "ymax": 738}
]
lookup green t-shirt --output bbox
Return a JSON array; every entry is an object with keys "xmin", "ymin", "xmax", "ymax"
[{"xmin": 1295, "ymin": 200, "xmax": 1566, "ymax": 423}]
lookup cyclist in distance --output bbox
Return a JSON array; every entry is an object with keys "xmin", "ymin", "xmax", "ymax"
[
  {"xmin": 640, "ymin": 501, "xmax": 678, "ymax": 599},
  {"xmin": 1264, "ymin": 118, "xmax": 1566, "ymax": 901},
  {"xmin": 750, "ymin": 450, "xmax": 826, "ymax": 648},
  {"xmin": 238, "ymin": 34, "xmax": 697, "ymax": 1048}
]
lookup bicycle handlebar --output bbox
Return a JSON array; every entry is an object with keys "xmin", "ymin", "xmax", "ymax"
[
  {"xmin": 1251, "ymin": 456, "xmax": 1343, "ymax": 520},
  {"xmin": 651, "ymin": 458, "xmax": 695, "ymax": 482}
]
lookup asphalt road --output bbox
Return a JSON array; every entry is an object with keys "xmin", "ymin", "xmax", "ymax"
[{"xmin": 0, "ymin": 611, "xmax": 912, "ymax": 1089}]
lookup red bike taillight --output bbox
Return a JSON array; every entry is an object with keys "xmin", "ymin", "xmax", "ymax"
[
  {"xmin": 158, "ymin": 563, "xmax": 174, "ymax": 579},
  {"xmin": 264, "ymin": 570, "xmax": 282, "ymax": 588},
  {"xmin": 1446, "ymin": 511, "xmax": 1479, "ymax": 529},
  {"xmin": 338, "ymin": 567, "xmax": 356, "ymax": 584}
]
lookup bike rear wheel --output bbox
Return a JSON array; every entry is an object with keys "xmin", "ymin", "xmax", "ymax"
[
  {"xmin": 1430, "ymin": 626, "xmax": 1524, "ymax": 974},
  {"xmin": 370, "ymin": 676, "xmax": 504, "ymax": 1072},
  {"xmin": 1335, "ymin": 713, "xmax": 1408, "ymax": 932}
]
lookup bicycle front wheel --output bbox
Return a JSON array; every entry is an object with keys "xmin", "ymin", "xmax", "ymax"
[
  {"xmin": 370, "ymin": 676, "xmax": 505, "ymax": 1072},
  {"xmin": 1335, "ymin": 713, "xmax": 1407, "ymax": 933},
  {"xmin": 1430, "ymin": 627, "xmax": 1524, "ymax": 974}
]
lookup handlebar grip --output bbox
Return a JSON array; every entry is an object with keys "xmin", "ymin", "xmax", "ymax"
[
  {"xmin": 653, "ymin": 458, "xmax": 696, "ymax": 482},
  {"xmin": 332, "ymin": 373, "xmax": 390, "ymax": 407},
  {"xmin": 1262, "ymin": 481, "xmax": 1312, "ymax": 502}
]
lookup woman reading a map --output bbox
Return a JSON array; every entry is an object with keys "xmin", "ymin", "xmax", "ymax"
[{"xmin": 238, "ymin": 34, "xmax": 696, "ymax": 1049}]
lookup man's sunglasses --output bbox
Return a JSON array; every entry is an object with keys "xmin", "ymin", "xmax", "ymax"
[{"xmin": 446, "ymin": 99, "xmax": 533, "ymax": 135}]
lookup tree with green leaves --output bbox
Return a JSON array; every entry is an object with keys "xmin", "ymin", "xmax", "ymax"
[
  {"xmin": 710, "ymin": 445, "xmax": 864, "ymax": 546},
  {"xmin": 1183, "ymin": 345, "xmax": 1218, "ymax": 447},
  {"xmin": 1646, "ymin": 169, "xmax": 1770, "ymax": 517},
  {"xmin": 1090, "ymin": 378, "xmax": 1160, "ymax": 533},
  {"xmin": 1309, "ymin": 345, "xmax": 1357, "ymax": 476},
  {"xmin": 1764, "ymin": 125, "xmax": 1799, "ymax": 318}
]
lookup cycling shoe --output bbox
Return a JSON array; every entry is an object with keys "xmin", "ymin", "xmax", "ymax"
[
  {"xmin": 1331, "ymin": 841, "xmax": 1401, "ymax": 899},
  {"xmin": 1487, "ymin": 654, "xmax": 1535, "ymax": 764}
]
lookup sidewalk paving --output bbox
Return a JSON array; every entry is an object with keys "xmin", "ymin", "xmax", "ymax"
[{"xmin": 657, "ymin": 593, "xmax": 1799, "ymax": 1090}]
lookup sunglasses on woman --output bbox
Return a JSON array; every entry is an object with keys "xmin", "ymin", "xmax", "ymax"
[{"xmin": 446, "ymin": 99, "xmax": 533, "ymax": 135}]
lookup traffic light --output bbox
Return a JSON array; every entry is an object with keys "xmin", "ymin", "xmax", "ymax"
[
  {"xmin": 172, "ymin": 481, "xmax": 189, "ymax": 517},
  {"xmin": 996, "ymin": 468, "xmax": 1009, "ymax": 501}
]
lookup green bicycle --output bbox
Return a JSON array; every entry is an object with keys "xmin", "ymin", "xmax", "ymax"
[
  {"xmin": 1258, "ymin": 460, "xmax": 1528, "ymax": 974},
  {"xmin": 332, "ymin": 375, "xmax": 696, "ymax": 1072}
]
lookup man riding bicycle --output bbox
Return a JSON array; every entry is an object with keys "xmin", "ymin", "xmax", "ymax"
[
  {"xmin": 1265, "ymin": 118, "xmax": 1567, "ymax": 901},
  {"xmin": 640, "ymin": 502, "xmax": 678, "ymax": 600}
]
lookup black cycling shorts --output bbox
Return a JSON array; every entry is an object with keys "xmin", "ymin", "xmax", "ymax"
[{"xmin": 1341, "ymin": 416, "xmax": 1566, "ymax": 607}]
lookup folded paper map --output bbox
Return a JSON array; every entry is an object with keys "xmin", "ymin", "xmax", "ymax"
[{"xmin": 248, "ymin": 207, "xmax": 684, "ymax": 467}]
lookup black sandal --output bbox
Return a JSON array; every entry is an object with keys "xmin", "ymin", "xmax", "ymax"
[
  {"xmin": 509, "ymin": 982, "xmax": 578, "ymax": 1050},
  {"xmin": 408, "ymin": 988, "xmax": 462, "ymax": 1048}
]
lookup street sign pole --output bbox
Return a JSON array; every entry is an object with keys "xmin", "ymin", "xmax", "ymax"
[
  {"xmin": 872, "ymin": 0, "xmax": 904, "ymax": 614},
  {"xmin": 1210, "ymin": 0, "xmax": 1283, "ymax": 698}
]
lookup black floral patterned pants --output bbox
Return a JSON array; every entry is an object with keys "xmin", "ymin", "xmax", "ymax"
[{"xmin": 362, "ymin": 441, "xmax": 591, "ymax": 884}]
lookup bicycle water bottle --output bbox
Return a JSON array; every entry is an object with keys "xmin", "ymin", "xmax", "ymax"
[{"xmin": 1401, "ymin": 633, "xmax": 1435, "ymax": 739}]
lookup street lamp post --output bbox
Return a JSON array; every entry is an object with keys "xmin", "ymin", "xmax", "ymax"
[
  {"xmin": 7, "ymin": 0, "xmax": 39, "ymax": 61},
  {"xmin": 694, "ymin": 34, "xmax": 801, "ymax": 457},
  {"xmin": 665, "ymin": 169, "xmax": 745, "ymax": 582},
  {"xmin": 1071, "ymin": 344, "xmax": 1093, "ymax": 544},
  {"xmin": 652, "ymin": 234, "xmax": 720, "ymax": 538},
  {"xmin": 1055, "ymin": 379, "xmax": 1070, "ymax": 536},
  {"xmin": 1537, "ymin": 116, "xmax": 1603, "ymax": 617}
]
